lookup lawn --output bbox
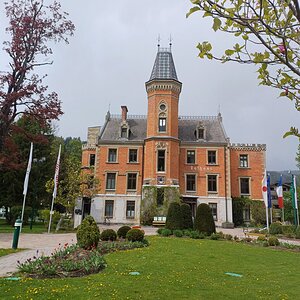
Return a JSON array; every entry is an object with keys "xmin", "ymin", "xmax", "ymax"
[
  {"xmin": 0, "ymin": 248, "xmax": 21, "ymax": 257},
  {"xmin": 0, "ymin": 236, "xmax": 300, "ymax": 299},
  {"xmin": 0, "ymin": 219, "xmax": 46, "ymax": 234}
]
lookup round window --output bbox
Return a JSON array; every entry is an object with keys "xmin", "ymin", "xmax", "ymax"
[{"xmin": 159, "ymin": 103, "xmax": 166, "ymax": 111}]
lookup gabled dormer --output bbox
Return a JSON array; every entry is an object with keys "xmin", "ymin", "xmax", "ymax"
[
  {"xmin": 196, "ymin": 121, "xmax": 206, "ymax": 140},
  {"xmin": 119, "ymin": 106, "xmax": 130, "ymax": 139}
]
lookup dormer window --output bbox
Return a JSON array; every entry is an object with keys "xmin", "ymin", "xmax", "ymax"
[
  {"xmin": 196, "ymin": 122, "xmax": 205, "ymax": 140},
  {"xmin": 120, "ymin": 123, "xmax": 129, "ymax": 139},
  {"xmin": 121, "ymin": 127, "xmax": 127, "ymax": 138}
]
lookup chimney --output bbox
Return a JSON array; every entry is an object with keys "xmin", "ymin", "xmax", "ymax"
[{"xmin": 121, "ymin": 106, "xmax": 128, "ymax": 121}]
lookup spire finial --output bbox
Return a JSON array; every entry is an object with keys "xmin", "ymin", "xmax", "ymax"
[
  {"xmin": 157, "ymin": 34, "xmax": 160, "ymax": 49},
  {"xmin": 169, "ymin": 34, "xmax": 172, "ymax": 50}
]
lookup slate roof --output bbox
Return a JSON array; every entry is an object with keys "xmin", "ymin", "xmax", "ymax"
[
  {"xmin": 99, "ymin": 115, "xmax": 228, "ymax": 144},
  {"xmin": 149, "ymin": 47, "xmax": 178, "ymax": 81},
  {"xmin": 268, "ymin": 171, "xmax": 300, "ymax": 185}
]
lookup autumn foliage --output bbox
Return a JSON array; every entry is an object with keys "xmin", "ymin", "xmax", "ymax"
[{"xmin": 0, "ymin": 0, "xmax": 75, "ymax": 170}]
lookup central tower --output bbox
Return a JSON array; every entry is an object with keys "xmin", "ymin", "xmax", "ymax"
[{"xmin": 144, "ymin": 45, "xmax": 182, "ymax": 186}]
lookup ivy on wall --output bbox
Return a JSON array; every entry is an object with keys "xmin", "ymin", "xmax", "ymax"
[{"xmin": 141, "ymin": 186, "xmax": 180, "ymax": 225}]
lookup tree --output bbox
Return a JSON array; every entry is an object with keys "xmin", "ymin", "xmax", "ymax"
[
  {"xmin": 296, "ymin": 144, "xmax": 300, "ymax": 169},
  {"xmin": 180, "ymin": 203, "xmax": 193, "ymax": 229},
  {"xmin": 165, "ymin": 202, "xmax": 183, "ymax": 230},
  {"xmin": 187, "ymin": 0, "xmax": 300, "ymax": 137},
  {"xmin": 194, "ymin": 203, "xmax": 216, "ymax": 235},
  {"xmin": 0, "ymin": 0, "xmax": 75, "ymax": 170}
]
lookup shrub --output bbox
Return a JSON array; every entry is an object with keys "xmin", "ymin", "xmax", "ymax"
[
  {"xmin": 268, "ymin": 236, "xmax": 280, "ymax": 246},
  {"xmin": 282, "ymin": 225, "xmax": 296, "ymax": 237},
  {"xmin": 234, "ymin": 235, "xmax": 239, "ymax": 241},
  {"xmin": 194, "ymin": 203, "xmax": 216, "ymax": 235},
  {"xmin": 100, "ymin": 229, "xmax": 117, "ymax": 241},
  {"xmin": 126, "ymin": 229, "xmax": 145, "ymax": 242},
  {"xmin": 269, "ymin": 222, "xmax": 283, "ymax": 235},
  {"xmin": 7, "ymin": 206, "xmax": 32, "ymax": 225},
  {"xmin": 210, "ymin": 233, "xmax": 221, "ymax": 240},
  {"xmin": 180, "ymin": 203, "xmax": 193, "ymax": 229},
  {"xmin": 39, "ymin": 209, "xmax": 61, "ymax": 230},
  {"xmin": 295, "ymin": 227, "xmax": 300, "ymax": 239},
  {"xmin": 157, "ymin": 228, "xmax": 164, "ymax": 235},
  {"xmin": 243, "ymin": 237, "xmax": 252, "ymax": 243},
  {"xmin": 173, "ymin": 230, "xmax": 183, "ymax": 237},
  {"xmin": 256, "ymin": 236, "xmax": 266, "ymax": 242},
  {"xmin": 183, "ymin": 229, "xmax": 192, "ymax": 237},
  {"xmin": 161, "ymin": 229, "xmax": 172, "ymax": 237},
  {"xmin": 117, "ymin": 226, "xmax": 131, "ymax": 239},
  {"xmin": 262, "ymin": 241, "xmax": 269, "ymax": 247},
  {"xmin": 224, "ymin": 234, "xmax": 233, "ymax": 241},
  {"xmin": 166, "ymin": 202, "xmax": 183, "ymax": 230},
  {"xmin": 76, "ymin": 216, "xmax": 100, "ymax": 249},
  {"xmin": 190, "ymin": 231, "xmax": 203, "ymax": 239}
]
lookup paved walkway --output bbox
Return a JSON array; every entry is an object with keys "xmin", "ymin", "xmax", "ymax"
[{"xmin": 0, "ymin": 226, "xmax": 299, "ymax": 278}]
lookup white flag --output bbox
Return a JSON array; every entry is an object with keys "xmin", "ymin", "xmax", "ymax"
[
  {"xmin": 261, "ymin": 169, "xmax": 268, "ymax": 207},
  {"xmin": 52, "ymin": 145, "xmax": 61, "ymax": 199},
  {"xmin": 23, "ymin": 143, "xmax": 33, "ymax": 196}
]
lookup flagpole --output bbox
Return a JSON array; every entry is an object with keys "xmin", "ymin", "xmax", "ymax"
[
  {"xmin": 21, "ymin": 142, "xmax": 33, "ymax": 233},
  {"xmin": 48, "ymin": 193, "xmax": 55, "ymax": 234},
  {"xmin": 282, "ymin": 207, "xmax": 285, "ymax": 223},
  {"xmin": 266, "ymin": 205, "xmax": 269, "ymax": 231},
  {"xmin": 48, "ymin": 145, "xmax": 61, "ymax": 234}
]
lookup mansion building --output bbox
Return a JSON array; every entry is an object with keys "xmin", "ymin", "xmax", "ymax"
[{"xmin": 78, "ymin": 46, "xmax": 266, "ymax": 227}]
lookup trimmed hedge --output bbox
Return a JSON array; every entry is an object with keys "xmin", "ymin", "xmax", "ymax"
[
  {"xmin": 126, "ymin": 229, "xmax": 145, "ymax": 242},
  {"xmin": 76, "ymin": 216, "xmax": 100, "ymax": 249},
  {"xmin": 100, "ymin": 229, "xmax": 117, "ymax": 241},
  {"xmin": 180, "ymin": 203, "xmax": 193, "ymax": 229},
  {"xmin": 117, "ymin": 226, "xmax": 131, "ymax": 239},
  {"xmin": 166, "ymin": 202, "xmax": 183, "ymax": 230},
  {"xmin": 194, "ymin": 203, "xmax": 216, "ymax": 235}
]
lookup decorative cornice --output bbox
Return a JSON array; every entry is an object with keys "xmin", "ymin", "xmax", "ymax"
[
  {"xmin": 229, "ymin": 143, "xmax": 266, "ymax": 151},
  {"xmin": 145, "ymin": 80, "xmax": 182, "ymax": 93}
]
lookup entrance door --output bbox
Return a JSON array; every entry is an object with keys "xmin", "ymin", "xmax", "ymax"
[
  {"xmin": 182, "ymin": 197, "xmax": 197, "ymax": 219},
  {"xmin": 82, "ymin": 197, "xmax": 91, "ymax": 220}
]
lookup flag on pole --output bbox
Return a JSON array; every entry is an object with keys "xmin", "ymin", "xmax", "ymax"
[
  {"xmin": 262, "ymin": 170, "xmax": 268, "ymax": 207},
  {"xmin": 52, "ymin": 145, "xmax": 61, "ymax": 199},
  {"xmin": 23, "ymin": 142, "xmax": 33, "ymax": 196},
  {"xmin": 291, "ymin": 175, "xmax": 298, "ymax": 210},
  {"xmin": 276, "ymin": 175, "xmax": 284, "ymax": 209},
  {"xmin": 267, "ymin": 173, "xmax": 272, "ymax": 208}
]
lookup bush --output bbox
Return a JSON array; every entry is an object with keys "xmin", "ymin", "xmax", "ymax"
[
  {"xmin": 224, "ymin": 234, "xmax": 233, "ymax": 241},
  {"xmin": 194, "ymin": 203, "xmax": 216, "ymax": 235},
  {"xmin": 166, "ymin": 202, "xmax": 183, "ymax": 230},
  {"xmin": 269, "ymin": 222, "xmax": 283, "ymax": 235},
  {"xmin": 126, "ymin": 228, "xmax": 145, "ymax": 242},
  {"xmin": 117, "ymin": 226, "xmax": 131, "ymax": 239},
  {"xmin": 256, "ymin": 236, "xmax": 266, "ymax": 242},
  {"xmin": 180, "ymin": 203, "xmax": 193, "ymax": 229},
  {"xmin": 295, "ymin": 227, "xmax": 300, "ymax": 239},
  {"xmin": 173, "ymin": 230, "xmax": 183, "ymax": 237},
  {"xmin": 76, "ymin": 216, "xmax": 100, "ymax": 249},
  {"xmin": 39, "ymin": 209, "xmax": 60, "ymax": 230},
  {"xmin": 100, "ymin": 229, "xmax": 117, "ymax": 241},
  {"xmin": 157, "ymin": 228, "xmax": 164, "ymax": 235},
  {"xmin": 161, "ymin": 229, "xmax": 172, "ymax": 237},
  {"xmin": 190, "ymin": 231, "xmax": 203, "ymax": 239},
  {"xmin": 282, "ymin": 225, "xmax": 296, "ymax": 237},
  {"xmin": 7, "ymin": 206, "xmax": 32, "ymax": 225},
  {"xmin": 183, "ymin": 229, "xmax": 192, "ymax": 237},
  {"xmin": 210, "ymin": 233, "xmax": 221, "ymax": 240},
  {"xmin": 268, "ymin": 236, "xmax": 280, "ymax": 246}
]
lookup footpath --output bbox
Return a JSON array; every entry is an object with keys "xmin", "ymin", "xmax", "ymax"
[{"xmin": 0, "ymin": 227, "xmax": 299, "ymax": 278}]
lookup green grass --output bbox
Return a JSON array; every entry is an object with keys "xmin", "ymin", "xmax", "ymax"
[
  {"xmin": 0, "ymin": 219, "xmax": 46, "ymax": 234},
  {"xmin": 1, "ymin": 236, "xmax": 300, "ymax": 299},
  {"xmin": 0, "ymin": 248, "xmax": 21, "ymax": 257}
]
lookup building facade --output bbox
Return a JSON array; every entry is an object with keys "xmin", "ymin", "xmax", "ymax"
[{"xmin": 78, "ymin": 46, "xmax": 266, "ymax": 227}]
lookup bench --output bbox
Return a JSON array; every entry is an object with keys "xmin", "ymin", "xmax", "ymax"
[{"xmin": 152, "ymin": 216, "xmax": 166, "ymax": 226}]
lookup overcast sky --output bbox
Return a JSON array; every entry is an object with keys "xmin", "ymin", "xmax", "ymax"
[{"xmin": 0, "ymin": 0, "xmax": 299, "ymax": 171}]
